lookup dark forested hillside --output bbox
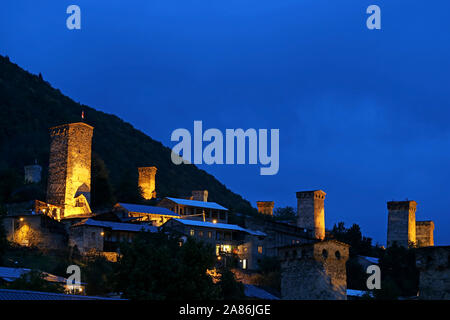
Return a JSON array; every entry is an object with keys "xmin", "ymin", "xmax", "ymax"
[{"xmin": 0, "ymin": 55, "xmax": 254, "ymax": 214}]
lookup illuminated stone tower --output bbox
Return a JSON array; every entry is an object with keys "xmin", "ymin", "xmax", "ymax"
[
  {"xmin": 46, "ymin": 122, "xmax": 93, "ymax": 219},
  {"xmin": 416, "ymin": 221, "xmax": 434, "ymax": 247},
  {"xmin": 256, "ymin": 201, "xmax": 274, "ymax": 216},
  {"xmin": 297, "ymin": 190, "xmax": 326, "ymax": 240},
  {"xmin": 138, "ymin": 167, "xmax": 157, "ymax": 200},
  {"xmin": 279, "ymin": 240, "xmax": 350, "ymax": 300},
  {"xmin": 387, "ymin": 200, "xmax": 416, "ymax": 248},
  {"xmin": 192, "ymin": 190, "xmax": 208, "ymax": 202}
]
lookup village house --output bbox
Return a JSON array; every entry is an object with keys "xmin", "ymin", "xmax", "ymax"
[
  {"xmin": 157, "ymin": 191, "xmax": 228, "ymax": 224},
  {"xmin": 69, "ymin": 218, "xmax": 157, "ymax": 259},
  {"xmin": 162, "ymin": 218, "xmax": 266, "ymax": 270}
]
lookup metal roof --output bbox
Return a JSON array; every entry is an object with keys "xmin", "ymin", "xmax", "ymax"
[
  {"xmin": 117, "ymin": 203, "xmax": 179, "ymax": 217},
  {"xmin": 0, "ymin": 267, "xmax": 68, "ymax": 284},
  {"xmin": 165, "ymin": 197, "xmax": 228, "ymax": 211},
  {"xmin": 244, "ymin": 284, "xmax": 279, "ymax": 300},
  {"xmin": 0, "ymin": 267, "xmax": 29, "ymax": 282},
  {"xmin": 359, "ymin": 255, "xmax": 379, "ymax": 264},
  {"xmin": 0, "ymin": 289, "xmax": 122, "ymax": 300},
  {"xmin": 72, "ymin": 218, "xmax": 157, "ymax": 233},
  {"xmin": 170, "ymin": 219, "xmax": 266, "ymax": 236}
]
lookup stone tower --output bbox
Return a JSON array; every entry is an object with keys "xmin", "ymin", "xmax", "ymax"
[
  {"xmin": 296, "ymin": 190, "xmax": 326, "ymax": 240},
  {"xmin": 46, "ymin": 122, "xmax": 93, "ymax": 219},
  {"xmin": 415, "ymin": 246, "xmax": 450, "ymax": 300},
  {"xmin": 256, "ymin": 201, "xmax": 274, "ymax": 215},
  {"xmin": 192, "ymin": 190, "xmax": 208, "ymax": 202},
  {"xmin": 279, "ymin": 240, "xmax": 349, "ymax": 300},
  {"xmin": 24, "ymin": 163, "xmax": 42, "ymax": 183},
  {"xmin": 138, "ymin": 167, "xmax": 157, "ymax": 200},
  {"xmin": 387, "ymin": 200, "xmax": 416, "ymax": 248},
  {"xmin": 416, "ymin": 221, "xmax": 434, "ymax": 247}
]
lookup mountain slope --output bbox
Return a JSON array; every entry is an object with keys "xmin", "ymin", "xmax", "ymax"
[{"xmin": 0, "ymin": 55, "xmax": 254, "ymax": 214}]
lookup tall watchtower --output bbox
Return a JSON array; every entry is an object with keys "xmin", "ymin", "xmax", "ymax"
[
  {"xmin": 296, "ymin": 190, "xmax": 326, "ymax": 240},
  {"xmin": 138, "ymin": 167, "xmax": 157, "ymax": 200},
  {"xmin": 46, "ymin": 122, "xmax": 93, "ymax": 219},
  {"xmin": 387, "ymin": 200, "xmax": 416, "ymax": 247},
  {"xmin": 279, "ymin": 240, "xmax": 349, "ymax": 300}
]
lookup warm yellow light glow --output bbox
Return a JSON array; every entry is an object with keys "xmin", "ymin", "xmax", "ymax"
[
  {"xmin": 212, "ymin": 219, "xmax": 217, "ymax": 224},
  {"xmin": 100, "ymin": 231, "xmax": 105, "ymax": 237},
  {"xmin": 217, "ymin": 256, "xmax": 222, "ymax": 260},
  {"xmin": 19, "ymin": 217, "xmax": 24, "ymax": 222}
]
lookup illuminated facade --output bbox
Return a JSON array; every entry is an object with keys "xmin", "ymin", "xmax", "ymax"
[
  {"xmin": 256, "ymin": 201, "xmax": 274, "ymax": 215},
  {"xmin": 138, "ymin": 166, "xmax": 157, "ymax": 200}
]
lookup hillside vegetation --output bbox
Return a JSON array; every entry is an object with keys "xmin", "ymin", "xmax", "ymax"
[{"xmin": 0, "ymin": 55, "xmax": 254, "ymax": 214}]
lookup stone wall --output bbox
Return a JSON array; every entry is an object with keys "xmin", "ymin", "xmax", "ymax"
[
  {"xmin": 415, "ymin": 246, "xmax": 450, "ymax": 300},
  {"xmin": 69, "ymin": 225, "xmax": 103, "ymax": 253},
  {"xmin": 279, "ymin": 240, "xmax": 349, "ymax": 300},
  {"xmin": 296, "ymin": 190, "xmax": 326, "ymax": 240},
  {"xmin": 416, "ymin": 221, "xmax": 434, "ymax": 247},
  {"xmin": 387, "ymin": 201, "xmax": 416, "ymax": 247}
]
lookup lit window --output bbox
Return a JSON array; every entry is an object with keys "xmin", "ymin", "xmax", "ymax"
[
  {"xmin": 208, "ymin": 231, "xmax": 212, "ymax": 238},
  {"xmin": 199, "ymin": 231, "xmax": 204, "ymax": 237},
  {"xmin": 242, "ymin": 259, "xmax": 247, "ymax": 270},
  {"xmin": 258, "ymin": 246, "xmax": 263, "ymax": 254},
  {"xmin": 190, "ymin": 229, "xmax": 194, "ymax": 236}
]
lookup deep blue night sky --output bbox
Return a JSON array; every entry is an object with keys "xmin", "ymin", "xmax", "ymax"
[{"xmin": 1, "ymin": 1, "xmax": 450, "ymax": 245}]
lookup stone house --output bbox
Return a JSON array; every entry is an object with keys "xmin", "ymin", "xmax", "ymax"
[
  {"xmin": 69, "ymin": 218, "xmax": 157, "ymax": 255},
  {"xmin": 2, "ymin": 212, "xmax": 67, "ymax": 250}
]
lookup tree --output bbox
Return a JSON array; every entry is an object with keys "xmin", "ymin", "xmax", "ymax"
[
  {"xmin": 115, "ymin": 232, "xmax": 221, "ymax": 300},
  {"xmin": 273, "ymin": 206, "xmax": 296, "ymax": 222},
  {"xmin": 375, "ymin": 243, "xmax": 419, "ymax": 299},
  {"xmin": 217, "ymin": 267, "xmax": 245, "ymax": 300},
  {"xmin": 330, "ymin": 222, "xmax": 374, "ymax": 256},
  {"xmin": 114, "ymin": 168, "xmax": 143, "ymax": 204},
  {"xmin": 91, "ymin": 153, "xmax": 116, "ymax": 209},
  {"xmin": 81, "ymin": 252, "xmax": 115, "ymax": 296}
]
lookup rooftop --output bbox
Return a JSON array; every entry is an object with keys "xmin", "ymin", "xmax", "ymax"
[
  {"xmin": 244, "ymin": 284, "xmax": 279, "ymax": 300},
  {"xmin": 165, "ymin": 197, "xmax": 228, "ymax": 211},
  {"xmin": 117, "ymin": 203, "xmax": 179, "ymax": 217},
  {"xmin": 170, "ymin": 219, "xmax": 266, "ymax": 236},
  {"xmin": 0, "ymin": 267, "xmax": 68, "ymax": 284},
  {"xmin": 0, "ymin": 289, "xmax": 121, "ymax": 300},
  {"xmin": 72, "ymin": 218, "xmax": 157, "ymax": 233}
]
